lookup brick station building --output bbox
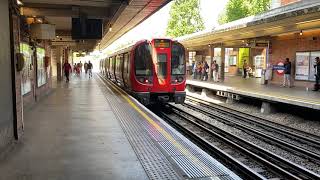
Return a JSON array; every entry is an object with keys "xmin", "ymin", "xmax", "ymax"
[{"xmin": 178, "ymin": 0, "xmax": 320, "ymax": 88}]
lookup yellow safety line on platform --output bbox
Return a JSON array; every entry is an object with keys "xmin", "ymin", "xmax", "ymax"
[{"xmin": 96, "ymin": 75, "xmax": 214, "ymax": 176}]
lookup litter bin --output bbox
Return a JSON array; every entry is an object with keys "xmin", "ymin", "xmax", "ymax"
[{"xmin": 261, "ymin": 69, "xmax": 267, "ymax": 85}]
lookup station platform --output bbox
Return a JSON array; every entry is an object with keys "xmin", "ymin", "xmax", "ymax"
[
  {"xmin": 0, "ymin": 74, "xmax": 240, "ymax": 180},
  {"xmin": 187, "ymin": 76, "xmax": 320, "ymax": 110}
]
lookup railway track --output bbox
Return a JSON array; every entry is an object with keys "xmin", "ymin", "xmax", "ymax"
[
  {"xmin": 185, "ymin": 96, "xmax": 320, "ymax": 159},
  {"xmin": 158, "ymin": 104, "xmax": 320, "ymax": 180}
]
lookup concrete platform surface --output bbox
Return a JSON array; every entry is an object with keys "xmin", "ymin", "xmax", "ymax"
[
  {"xmin": 0, "ymin": 75, "xmax": 148, "ymax": 180},
  {"xmin": 187, "ymin": 76, "xmax": 320, "ymax": 110}
]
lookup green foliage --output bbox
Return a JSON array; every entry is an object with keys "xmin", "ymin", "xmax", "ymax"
[
  {"xmin": 166, "ymin": 0, "xmax": 205, "ymax": 37},
  {"xmin": 218, "ymin": 0, "xmax": 271, "ymax": 24}
]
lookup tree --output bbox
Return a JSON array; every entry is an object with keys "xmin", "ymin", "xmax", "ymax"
[
  {"xmin": 218, "ymin": 0, "xmax": 271, "ymax": 24},
  {"xmin": 166, "ymin": 0, "xmax": 205, "ymax": 38}
]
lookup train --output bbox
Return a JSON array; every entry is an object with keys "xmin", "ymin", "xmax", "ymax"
[{"xmin": 100, "ymin": 38, "xmax": 186, "ymax": 105}]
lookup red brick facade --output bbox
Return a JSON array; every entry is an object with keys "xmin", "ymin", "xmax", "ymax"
[
  {"xmin": 269, "ymin": 30, "xmax": 320, "ymax": 87},
  {"xmin": 281, "ymin": 0, "xmax": 300, "ymax": 6}
]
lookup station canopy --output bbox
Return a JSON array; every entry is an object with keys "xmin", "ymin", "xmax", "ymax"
[
  {"xmin": 177, "ymin": 0, "xmax": 320, "ymax": 50},
  {"xmin": 21, "ymin": 0, "xmax": 171, "ymax": 51}
]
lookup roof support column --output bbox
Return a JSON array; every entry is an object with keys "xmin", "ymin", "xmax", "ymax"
[
  {"xmin": 208, "ymin": 45, "xmax": 213, "ymax": 81},
  {"xmin": 220, "ymin": 47, "xmax": 225, "ymax": 82}
]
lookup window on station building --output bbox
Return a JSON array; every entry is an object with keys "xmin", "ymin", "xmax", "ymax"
[
  {"xmin": 171, "ymin": 43, "xmax": 185, "ymax": 75},
  {"xmin": 36, "ymin": 47, "xmax": 46, "ymax": 87},
  {"xmin": 134, "ymin": 42, "xmax": 153, "ymax": 76},
  {"xmin": 229, "ymin": 55, "xmax": 237, "ymax": 66},
  {"xmin": 20, "ymin": 43, "xmax": 32, "ymax": 95},
  {"xmin": 188, "ymin": 51, "xmax": 196, "ymax": 64}
]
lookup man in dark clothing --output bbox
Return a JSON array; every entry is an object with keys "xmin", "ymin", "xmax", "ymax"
[
  {"xmin": 87, "ymin": 61, "xmax": 93, "ymax": 78},
  {"xmin": 313, "ymin": 57, "xmax": 320, "ymax": 91},
  {"xmin": 283, "ymin": 58, "xmax": 291, "ymax": 87},
  {"xmin": 63, "ymin": 61, "xmax": 72, "ymax": 82},
  {"xmin": 243, "ymin": 60, "xmax": 248, "ymax": 78}
]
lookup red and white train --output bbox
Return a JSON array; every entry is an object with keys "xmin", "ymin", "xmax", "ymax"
[{"xmin": 100, "ymin": 38, "xmax": 186, "ymax": 105}]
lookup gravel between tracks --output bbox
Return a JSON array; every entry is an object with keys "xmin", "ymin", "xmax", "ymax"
[{"xmin": 173, "ymin": 103, "xmax": 320, "ymax": 174}]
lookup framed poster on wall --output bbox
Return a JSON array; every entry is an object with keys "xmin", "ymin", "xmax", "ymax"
[
  {"xmin": 295, "ymin": 52, "xmax": 310, "ymax": 80},
  {"xmin": 20, "ymin": 43, "xmax": 32, "ymax": 95},
  {"xmin": 37, "ymin": 47, "xmax": 46, "ymax": 87},
  {"xmin": 309, "ymin": 51, "xmax": 320, "ymax": 81}
]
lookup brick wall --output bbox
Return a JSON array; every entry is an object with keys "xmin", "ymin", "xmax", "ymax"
[
  {"xmin": 281, "ymin": 0, "xmax": 301, "ymax": 6},
  {"xmin": 269, "ymin": 30, "xmax": 320, "ymax": 87}
]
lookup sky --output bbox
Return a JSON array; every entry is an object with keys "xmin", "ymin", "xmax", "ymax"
[{"xmin": 99, "ymin": 0, "xmax": 229, "ymax": 54}]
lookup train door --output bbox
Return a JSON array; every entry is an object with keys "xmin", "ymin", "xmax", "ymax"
[
  {"xmin": 122, "ymin": 53, "xmax": 130, "ymax": 87},
  {"xmin": 152, "ymin": 39, "xmax": 171, "ymax": 92}
]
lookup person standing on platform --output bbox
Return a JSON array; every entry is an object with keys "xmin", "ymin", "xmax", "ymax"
[
  {"xmin": 243, "ymin": 60, "xmax": 248, "ymax": 78},
  {"xmin": 211, "ymin": 61, "xmax": 219, "ymax": 82},
  {"xmin": 63, "ymin": 61, "xmax": 72, "ymax": 82},
  {"xmin": 203, "ymin": 61, "xmax": 209, "ymax": 81},
  {"xmin": 79, "ymin": 61, "xmax": 83, "ymax": 73},
  {"xmin": 87, "ymin": 61, "xmax": 93, "ymax": 78},
  {"xmin": 283, "ymin": 58, "xmax": 292, "ymax": 87},
  {"xmin": 313, "ymin": 57, "xmax": 320, "ymax": 91},
  {"xmin": 84, "ymin": 61, "xmax": 88, "ymax": 75}
]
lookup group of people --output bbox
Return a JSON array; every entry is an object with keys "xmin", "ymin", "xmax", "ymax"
[
  {"xmin": 192, "ymin": 61, "xmax": 209, "ymax": 81},
  {"xmin": 192, "ymin": 61, "xmax": 219, "ymax": 82},
  {"xmin": 63, "ymin": 61, "xmax": 93, "ymax": 83}
]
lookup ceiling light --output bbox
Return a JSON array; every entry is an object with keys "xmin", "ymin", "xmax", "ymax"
[
  {"xmin": 109, "ymin": 27, "xmax": 112, "ymax": 32},
  {"xmin": 299, "ymin": 30, "xmax": 303, "ymax": 36},
  {"xmin": 17, "ymin": 0, "xmax": 23, "ymax": 5}
]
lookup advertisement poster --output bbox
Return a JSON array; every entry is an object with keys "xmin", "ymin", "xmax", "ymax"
[
  {"xmin": 238, "ymin": 48, "xmax": 250, "ymax": 69},
  {"xmin": 309, "ymin": 51, "xmax": 320, "ymax": 81},
  {"xmin": 37, "ymin": 47, "xmax": 46, "ymax": 87},
  {"xmin": 295, "ymin": 52, "xmax": 310, "ymax": 80},
  {"xmin": 20, "ymin": 43, "xmax": 32, "ymax": 95}
]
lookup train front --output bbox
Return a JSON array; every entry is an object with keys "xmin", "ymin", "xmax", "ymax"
[{"xmin": 150, "ymin": 39, "xmax": 186, "ymax": 104}]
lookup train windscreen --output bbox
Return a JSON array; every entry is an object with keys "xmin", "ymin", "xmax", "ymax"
[
  {"xmin": 171, "ymin": 43, "xmax": 185, "ymax": 75},
  {"xmin": 157, "ymin": 54, "xmax": 167, "ymax": 78},
  {"xmin": 134, "ymin": 42, "xmax": 153, "ymax": 76}
]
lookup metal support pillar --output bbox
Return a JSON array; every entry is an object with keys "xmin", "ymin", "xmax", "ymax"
[{"xmin": 220, "ymin": 47, "xmax": 225, "ymax": 82}]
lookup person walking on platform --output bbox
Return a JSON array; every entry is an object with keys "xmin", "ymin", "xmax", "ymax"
[
  {"xmin": 313, "ymin": 57, "xmax": 320, "ymax": 91},
  {"xmin": 211, "ymin": 60, "xmax": 219, "ymax": 82},
  {"xmin": 87, "ymin": 61, "xmax": 93, "ymax": 78},
  {"xmin": 63, "ymin": 61, "xmax": 72, "ymax": 82},
  {"xmin": 243, "ymin": 60, "xmax": 248, "ymax": 78},
  {"xmin": 283, "ymin": 58, "xmax": 292, "ymax": 87}
]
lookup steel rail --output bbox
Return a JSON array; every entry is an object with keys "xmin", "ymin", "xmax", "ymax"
[
  {"xmin": 186, "ymin": 96, "xmax": 320, "ymax": 148},
  {"xmin": 160, "ymin": 112, "xmax": 288, "ymax": 180},
  {"xmin": 165, "ymin": 104, "xmax": 320, "ymax": 180},
  {"xmin": 182, "ymin": 102, "xmax": 320, "ymax": 163}
]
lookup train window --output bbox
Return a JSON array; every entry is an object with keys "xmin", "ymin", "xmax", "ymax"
[
  {"xmin": 157, "ymin": 53, "xmax": 167, "ymax": 77},
  {"xmin": 116, "ymin": 55, "xmax": 121, "ymax": 72},
  {"xmin": 171, "ymin": 43, "xmax": 185, "ymax": 75},
  {"xmin": 134, "ymin": 42, "xmax": 153, "ymax": 76},
  {"xmin": 124, "ymin": 53, "xmax": 129, "ymax": 73}
]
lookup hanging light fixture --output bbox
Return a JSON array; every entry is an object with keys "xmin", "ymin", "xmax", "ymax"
[
  {"xmin": 299, "ymin": 30, "xmax": 303, "ymax": 36},
  {"xmin": 17, "ymin": 0, "xmax": 23, "ymax": 6}
]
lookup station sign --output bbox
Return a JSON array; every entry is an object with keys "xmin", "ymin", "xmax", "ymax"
[
  {"xmin": 273, "ymin": 61, "xmax": 285, "ymax": 75},
  {"xmin": 255, "ymin": 43, "xmax": 269, "ymax": 47}
]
